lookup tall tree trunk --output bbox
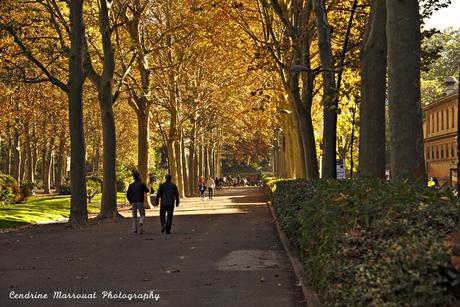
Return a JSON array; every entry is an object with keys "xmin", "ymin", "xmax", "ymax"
[
  {"xmin": 19, "ymin": 144, "xmax": 26, "ymax": 184},
  {"xmin": 84, "ymin": 0, "xmax": 118, "ymax": 218},
  {"xmin": 167, "ymin": 140, "xmax": 177, "ymax": 182},
  {"xmin": 188, "ymin": 123, "xmax": 197, "ymax": 195},
  {"xmin": 136, "ymin": 110, "xmax": 153, "ymax": 209},
  {"xmin": 174, "ymin": 139, "xmax": 185, "ymax": 197},
  {"xmin": 204, "ymin": 145, "xmax": 209, "ymax": 178},
  {"xmin": 136, "ymin": 110, "xmax": 150, "ymax": 185},
  {"xmin": 68, "ymin": 0, "xmax": 88, "ymax": 226},
  {"xmin": 387, "ymin": 0, "xmax": 425, "ymax": 180},
  {"xmin": 12, "ymin": 129, "xmax": 20, "ymax": 182},
  {"xmin": 313, "ymin": 0, "xmax": 338, "ymax": 179},
  {"xmin": 55, "ymin": 130, "xmax": 65, "ymax": 194},
  {"xmin": 198, "ymin": 143, "xmax": 203, "ymax": 178},
  {"xmin": 6, "ymin": 134, "xmax": 12, "ymax": 175},
  {"xmin": 25, "ymin": 123, "xmax": 34, "ymax": 182},
  {"xmin": 42, "ymin": 137, "xmax": 54, "ymax": 194},
  {"xmin": 181, "ymin": 133, "xmax": 190, "ymax": 197},
  {"xmin": 98, "ymin": 97, "xmax": 118, "ymax": 217},
  {"xmin": 288, "ymin": 77, "xmax": 317, "ymax": 179},
  {"xmin": 32, "ymin": 137, "xmax": 38, "ymax": 182},
  {"xmin": 359, "ymin": 0, "xmax": 387, "ymax": 179}
]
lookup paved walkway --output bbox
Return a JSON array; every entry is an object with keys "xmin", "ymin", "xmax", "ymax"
[{"xmin": 0, "ymin": 187, "xmax": 304, "ymax": 307}]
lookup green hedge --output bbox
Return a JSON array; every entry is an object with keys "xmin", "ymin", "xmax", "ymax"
[{"xmin": 265, "ymin": 177, "xmax": 460, "ymax": 306}]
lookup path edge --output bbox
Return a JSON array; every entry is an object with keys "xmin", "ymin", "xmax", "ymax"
[{"xmin": 267, "ymin": 201, "xmax": 322, "ymax": 307}]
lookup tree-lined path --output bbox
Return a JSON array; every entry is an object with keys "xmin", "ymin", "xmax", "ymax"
[{"xmin": 0, "ymin": 187, "xmax": 304, "ymax": 307}]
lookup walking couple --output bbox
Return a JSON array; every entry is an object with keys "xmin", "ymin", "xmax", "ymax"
[
  {"xmin": 127, "ymin": 171, "xmax": 179, "ymax": 235},
  {"xmin": 198, "ymin": 176, "xmax": 216, "ymax": 200}
]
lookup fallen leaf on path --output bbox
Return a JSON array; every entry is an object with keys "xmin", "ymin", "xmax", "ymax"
[
  {"xmin": 260, "ymin": 277, "xmax": 265, "ymax": 282},
  {"xmin": 142, "ymin": 278, "xmax": 151, "ymax": 282},
  {"xmin": 179, "ymin": 256, "xmax": 185, "ymax": 260},
  {"xmin": 76, "ymin": 275, "xmax": 88, "ymax": 280}
]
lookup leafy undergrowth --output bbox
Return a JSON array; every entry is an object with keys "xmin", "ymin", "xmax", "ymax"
[
  {"xmin": 264, "ymin": 176, "xmax": 460, "ymax": 306},
  {"xmin": 0, "ymin": 193, "xmax": 126, "ymax": 228}
]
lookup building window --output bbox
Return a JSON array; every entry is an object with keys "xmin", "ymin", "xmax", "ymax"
[{"xmin": 436, "ymin": 145, "xmax": 439, "ymax": 159}]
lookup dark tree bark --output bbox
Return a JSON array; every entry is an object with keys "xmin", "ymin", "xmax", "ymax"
[
  {"xmin": 68, "ymin": 0, "xmax": 89, "ymax": 226},
  {"xmin": 387, "ymin": 0, "xmax": 425, "ymax": 180},
  {"xmin": 313, "ymin": 0, "xmax": 337, "ymax": 179},
  {"xmin": 359, "ymin": 0, "xmax": 387, "ymax": 179}
]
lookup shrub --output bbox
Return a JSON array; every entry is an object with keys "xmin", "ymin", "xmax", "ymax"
[
  {"xmin": 20, "ymin": 181, "xmax": 36, "ymax": 199},
  {"xmin": 116, "ymin": 168, "xmax": 131, "ymax": 193},
  {"xmin": 86, "ymin": 176, "xmax": 102, "ymax": 203},
  {"xmin": 0, "ymin": 174, "xmax": 21, "ymax": 205},
  {"xmin": 59, "ymin": 184, "xmax": 71, "ymax": 195},
  {"xmin": 266, "ymin": 178, "xmax": 460, "ymax": 306}
]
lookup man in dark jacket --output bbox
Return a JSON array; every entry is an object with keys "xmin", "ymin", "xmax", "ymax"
[
  {"xmin": 126, "ymin": 170, "xmax": 149, "ymax": 234},
  {"xmin": 154, "ymin": 174, "xmax": 180, "ymax": 234}
]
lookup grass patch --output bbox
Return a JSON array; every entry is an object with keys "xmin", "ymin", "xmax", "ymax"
[{"xmin": 0, "ymin": 192, "xmax": 127, "ymax": 229}]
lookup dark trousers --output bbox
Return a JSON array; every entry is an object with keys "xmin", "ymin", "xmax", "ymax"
[
  {"xmin": 208, "ymin": 188, "xmax": 213, "ymax": 199},
  {"xmin": 160, "ymin": 205, "xmax": 174, "ymax": 232}
]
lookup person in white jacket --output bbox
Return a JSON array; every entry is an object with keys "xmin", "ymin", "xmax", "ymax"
[{"xmin": 206, "ymin": 177, "xmax": 216, "ymax": 200}]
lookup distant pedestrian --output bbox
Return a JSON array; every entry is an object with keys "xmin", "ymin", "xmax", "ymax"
[
  {"xmin": 198, "ymin": 176, "xmax": 206, "ymax": 200},
  {"xmin": 207, "ymin": 176, "xmax": 215, "ymax": 200},
  {"xmin": 126, "ymin": 170, "xmax": 149, "ymax": 234},
  {"xmin": 154, "ymin": 174, "xmax": 180, "ymax": 234}
]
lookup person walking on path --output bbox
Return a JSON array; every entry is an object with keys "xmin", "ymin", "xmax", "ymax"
[
  {"xmin": 126, "ymin": 170, "xmax": 149, "ymax": 234},
  {"xmin": 207, "ymin": 176, "xmax": 215, "ymax": 200},
  {"xmin": 154, "ymin": 174, "xmax": 180, "ymax": 234},
  {"xmin": 198, "ymin": 176, "xmax": 206, "ymax": 200}
]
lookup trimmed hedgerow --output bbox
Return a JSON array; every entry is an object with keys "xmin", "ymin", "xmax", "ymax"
[{"xmin": 265, "ymin": 177, "xmax": 460, "ymax": 306}]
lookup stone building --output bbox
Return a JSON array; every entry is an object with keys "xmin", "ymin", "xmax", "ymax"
[{"xmin": 422, "ymin": 76, "xmax": 459, "ymax": 184}]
